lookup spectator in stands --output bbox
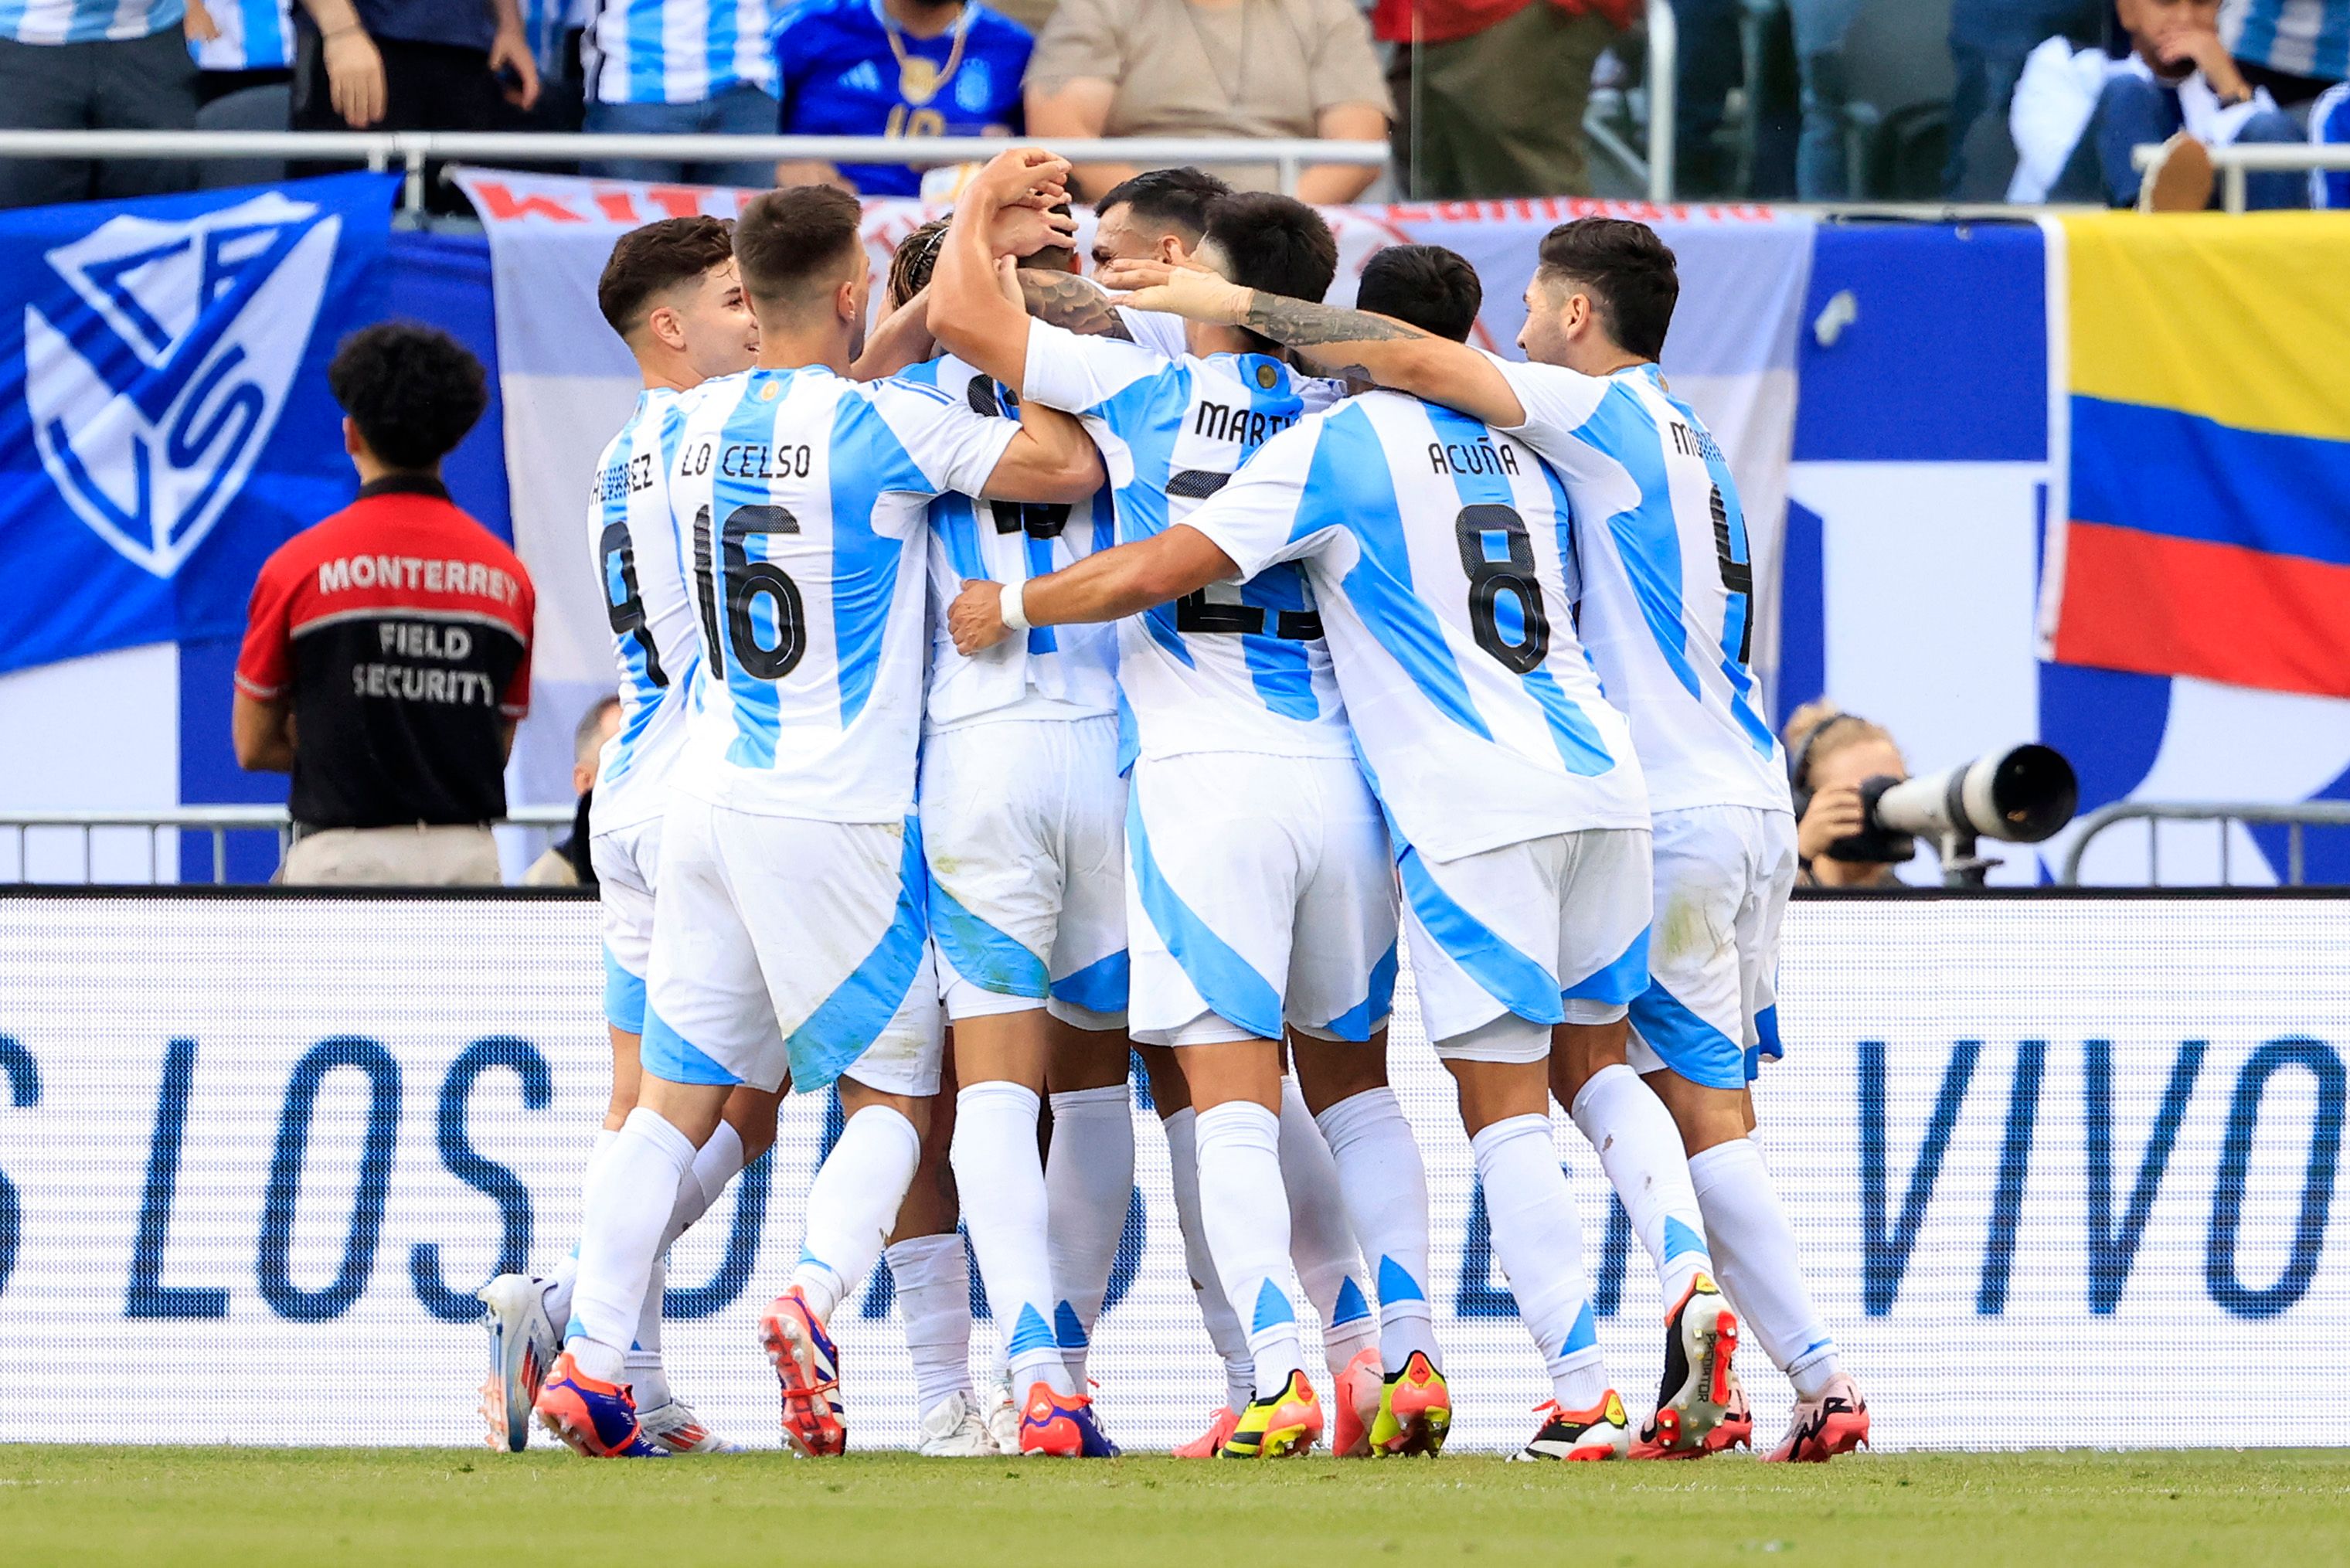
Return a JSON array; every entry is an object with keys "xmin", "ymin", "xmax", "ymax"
[
  {"xmin": 1944, "ymin": 0, "xmax": 2103, "ymax": 196},
  {"xmin": 1025, "ymin": 0, "xmax": 1390, "ymax": 200},
  {"xmin": 1377, "ymin": 0, "xmax": 1627, "ymax": 198},
  {"xmin": 233, "ymin": 323, "xmax": 536, "ymax": 888},
  {"xmin": 772, "ymin": 0, "xmax": 1031, "ymax": 194},
  {"xmin": 581, "ymin": 0, "xmax": 774, "ymax": 184},
  {"xmin": 191, "ymin": 0, "xmax": 295, "ymax": 101},
  {"xmin": 0, "ymin": 0, "xmax": 201, "ymax": 209},
  {"xmin": 2008, "ymin": 0, "xmax": 2307, "ymax": 206},
  {"xmin": 2222, "ymin": 0, "xmax": 2348, "ymax": 108},
  {"xmin": 523, "ymin": 695, "xmax": 619, "ymax": 887},
  {"xmin": 1785, "ymin": 702, "xmax": 1908, "ymax": 889},
  {"xmin": 290, "ymin": 0, "xmax": 538, "ymax": 136}
]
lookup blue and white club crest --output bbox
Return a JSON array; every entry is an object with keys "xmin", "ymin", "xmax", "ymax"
[{"xmin": 24, "ymin": 192, "xmax": 338, "ymax": 578}]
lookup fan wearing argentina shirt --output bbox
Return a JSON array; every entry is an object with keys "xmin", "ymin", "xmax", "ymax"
[
  {"xmin": 930, "ymin": 148, "xmax": 1430, "ymax": 1463},
  {"xmin": 952, "ymin": 241, "xmax": 1681, "ymax": 1464},
  {"xmin": 480, "ymin": 217, "xmax": 768, "ymax": 1460},
  {"xmin": 1103, "ymin": 217, "xmax": 1869, "ymax": 1464},
  {"xmin": 531, "ymin": 183, "xmax": 1101, "ymax": 1463}
]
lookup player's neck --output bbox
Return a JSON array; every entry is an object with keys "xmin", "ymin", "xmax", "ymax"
[
  {"xmin": 755, "ymin": 326, "xmax": 855, "ymax": 377},
  {"xmin": 882, "ymin": 0, "xmax": 962, "ymax": 39},
  {"xmin": 636, "ymin": 349, "xmax": 699, "ymax": 394},
  {"xmin": 1185, "ymin": 320, "xmax": 1257, "ymax": 359}
]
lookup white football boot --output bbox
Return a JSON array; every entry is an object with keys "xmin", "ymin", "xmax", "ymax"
[
  {"xmin": 477, "ymin": 1273, "xmax": 559, "ymax": 1453},
  {"xmin": 917, "ymin": 1389, "xmax": 1005, "ymax": 1456},
  {"xmin": 637, "ymin": 1397, "xmax": 743, "ymax": 1454}
]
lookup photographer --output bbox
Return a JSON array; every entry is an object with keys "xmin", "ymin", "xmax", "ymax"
[{"xmin": 1785, "ymin": 702, "xmax": 1909, "ymax": 889}]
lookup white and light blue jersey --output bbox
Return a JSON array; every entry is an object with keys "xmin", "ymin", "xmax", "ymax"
[
  {"xmin": 2226, "ymin": 0, "xmax": 2350, "ymax": 83},
  {"xmin": 1021, "ymin": 320, "xmax": 1352, "ymax": 766},
  {"xmin": 900, "ymin": 352, "xmax": 1119, "ymax": 730},
  {"xmin": 667, "ymin": 362, "xmax": 1020, "ymax": 821},
  {"xmin": 191, "ymin": 0, "xmax": 289, "ymax": 67},
  {"xmin": 4, "ymin": 0, "xmax": 182, "ymax": 43},
  {"xmin": 590, "ymin": 386, "xmax": 702, "ymax": 835},
  {"xmin": 1185, "ymin": 390, "xmax": 1648, "ymax": 863},
  {"xmin": 588, "ymin": 0, "xmax": 774, "ymax": 105},
  {"xmin": 1489, "ymin": 355, "xmax": 1791, "ymax": 818}
]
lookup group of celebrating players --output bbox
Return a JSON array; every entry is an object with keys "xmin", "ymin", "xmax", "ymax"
[{"xmin": 474, "ymin": 146, "xmax": 1871, "ymax": 1466}]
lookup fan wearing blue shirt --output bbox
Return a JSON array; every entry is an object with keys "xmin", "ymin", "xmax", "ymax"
[{"xmin": 772, "ymin": 0, "xmax": 1031, "ymax": 196}]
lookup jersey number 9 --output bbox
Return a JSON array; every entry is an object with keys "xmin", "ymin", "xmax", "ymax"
[
  {"xmin": 1455, "ymin": 505, "xmax": 1550, "ymax": 675},
  {"xmin": 695, "ymin": 503, "xmax": 808, "ymax": 681},
  {"xmin": 599, "ymin": 520, "xmax": 669, "ymax": 687}
]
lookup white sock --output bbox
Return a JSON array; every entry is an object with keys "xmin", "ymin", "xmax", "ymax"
[
  {"xmin": 1570, "ymin": 1063, "xmax": 1712, "ymax": 1305},
  {"xmin": 1692, "ymin": 1134, "xmax": 1841, "ymax": 1399},
  {"xmin": 1471, "ymin": 1113, "xmax": 1607, "ymax": 1410},
  {"xmin": 690, "ymin": 1120, "xmax": 746, "ymax": 1216},
  {"xmin": 1315, "ymin": 1086, "xmax": 1440, "ymax": 1374},
  {"xmin": 541, "ymin": 1127, "xmax": 620, "ymax": 1328},
  {"xmin": 1195, "ymin": 1100, "xmax": 1305, "ymax": 1400},
  {"xmin": 951, "ymin": 1082, "xmax": 1076, "ymax": 1397},
  {"xmin": 791, "ymin": 1104, "xmax": 923, "ymax": 1321},
  {"xmin": 1046, "ymin": 1083, "xmax": 1134, "ymax": 1383},
  {"xmin": 888, "ymin": 1233, "xmax": 975, "ymax": 1417},
  {"xmin": 1277, "ymin": 1077, "xmax": 1375, "ymax": 1380},
  {"xmin": 1165, "ymin": 1107, "xmax": 1254, "ymax": 1410},
  {"xmin": 624, "ymin": 1256, "xmax": 669, "ymax": 1410},
  {"xmin": 566, "ymin": 1107, "xmax": 695, "ymax": 1383}
]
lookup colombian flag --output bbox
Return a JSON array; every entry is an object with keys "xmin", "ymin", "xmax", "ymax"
[{"xmin": 2042, "ymin": 213, "xmax": 2350, "ymax": 699}]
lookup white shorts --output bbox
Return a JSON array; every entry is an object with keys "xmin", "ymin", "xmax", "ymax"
[
  {"xmin": 919, "ymin": 716, "xmax": 1127, "ymax": 1028},
  {"xmin": 1401, "ymin": 826, "xmax": 1654, "ymax": 1060},
  {"xmin": 641, "ymin": 794, "xmax": 942, "ymax": 1097},
  {"xmin": 1627, "ymin": 804, "xmax": 1797, "ymax": 1090},
  {"xmin": 1124, "ymin": 751, "xmax": 1397, "ymax": 1048},
  {"xmin": 590, "ymin": 814, "xmax": 661, "ymax": 1034}
]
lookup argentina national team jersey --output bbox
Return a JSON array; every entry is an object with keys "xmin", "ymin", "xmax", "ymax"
[
  {"xmin": 1020, "ymin": 320, "xmax": 1352, "ymax": 765},
  {"xmin": 191, "ymin": 0, "xmax": 290, "ymax": 67},
  {"xmin": 5, "ymin": 0, "xmax": 182, "ymax": 42},
  {"xmin": 900, "ymin": 352, "xmax": 1119, "ymax": 729},
  {"xmin": 590, "ymin": 386, "xmax": 703, "ymax": 835},
  {"xmin": 668, "ymin": 363, "xmax": 1020, "ymax": 821},
  {"xmin": 1183, "ymin": 389, "xmax": 1648, "ymax": 863},
  {"xmin": 1486, "ymin": 355, "xmax": 1791, "ymax": 817},
  {"xmin": 588, "ymin": 0, "xmax": 774, "ymax": 105}
]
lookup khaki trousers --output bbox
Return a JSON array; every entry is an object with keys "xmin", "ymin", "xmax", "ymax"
[
  {"xmin": 1389, "ymin": 2, "xmax": 1621, "ymax": 199},
  {"xmin": 281, "ymin": 824, "xmax": 502, "ymax": 887}
]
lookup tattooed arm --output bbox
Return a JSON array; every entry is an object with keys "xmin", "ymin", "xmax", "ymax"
[
  {"xmin": 1016, "ymin": 270, "xmax": 1135, "ymax": 342},
  {"xmin": 1097, "ymin": 258, "xmax": 1528, "ymax": 428}
]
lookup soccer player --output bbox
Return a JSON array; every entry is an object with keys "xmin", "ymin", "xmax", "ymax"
[
  {"xmin": 930, "ymin": 150, "xmax": 1433, "ymax": 1461},
  {"xmin": 1104, "ymin": 219, "xmax": 1866, "ymax": 1462},
  {"xmin": 478, "ymin": 216, "xmax": 767, "ymax": 1457},
  {"xmin": 948, "ymin": 242, "xmax": 1663, "ymax": 1460},
  {"xmin": 530, "ymin": 183, "xmax": 1101, "ymax": 1461}
]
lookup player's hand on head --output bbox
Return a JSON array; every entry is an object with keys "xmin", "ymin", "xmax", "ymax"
[
  {"xmin": 950, "ymin": 578, "xmax": 1012, "ymax": 654},
  {"xmin": 1097, "ymin": 257, "xmax": 1248, "ymax": 325},
  {"xmin": 970, "ymin": 148, "xmax": 1073, "ymax": 212},
  {"xmin": 986, "ymin": 200, "xmax": 1078, "ymax": 264}
]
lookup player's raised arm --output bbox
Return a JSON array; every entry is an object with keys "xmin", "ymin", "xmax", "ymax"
[
  {"xmin": 947, "ymin": 526, "xmax": 1238, "ymax": 655},
  {"xmin": 928, "ymin": 148, "xmax": 1073, "ymax": 396},
  {"xmin": 1098, "ymin": 256, "xmax": 1528, "ymax": 429}
]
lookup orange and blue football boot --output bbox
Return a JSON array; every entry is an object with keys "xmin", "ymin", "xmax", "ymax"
[
  {"xmin": 1220, "ymin": 1370, "xmax": 1322, "ymax": 1458},
  {"xmin": 759, "ymin": 1287, "xmax": 845, "ymax": 1457},
  {"xmin": 1368, "ymin": 1351, "xmax": 1452, "ymax": 1457},
  {"xmin": 1634, "ymin": 1273, "xmax": 1741, "ymax": 1459},
  {"xmin": 532, "ymin": 1349, "xmax": 668, "ymax": 1458},
  {"xmin": 1514, "ymin": 1390, "xmax": 1631, "ymax": 1461},
  {"xmin": 1017, "ymin": 1383, "xmax": 1120, "ymax": 1457},
  {"xmin": 1172, "ymin": 1406, "xmax": 1238, "ymax": 1458},
  {"xmin": 1330, "ymin": 1347, "xmax": 1382, "ymax": 1457}
]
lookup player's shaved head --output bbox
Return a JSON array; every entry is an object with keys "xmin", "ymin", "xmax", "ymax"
[
  {"xmin": 734, "ymin": 185, "xmax": 866, "ymax": 314},
  {"xmin": 1356, "ymin": 244, "xmax": 1482, "ymax": 343},
  {"xmin": 1532, "ymin": 218, "xmax": 1678, "ymax": 362}
]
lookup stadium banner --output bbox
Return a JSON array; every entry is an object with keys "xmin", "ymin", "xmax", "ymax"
[
  {"xmin": 0, "ymin": 174, "xmax": 400, "ymax": 677},
  {"xmin": 0, "ymin": 892, "xmax": 2341, "ymax": 1453},
  {"xmin": 448, "ymin": 170, "xmax": 1813, "ymax": 777}
]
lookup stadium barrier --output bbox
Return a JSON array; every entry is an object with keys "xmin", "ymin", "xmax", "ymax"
[
  {"xmin": 2131, "ymin": 139, "xmax": 2350, "ymax": 213},
  {"xmin": 0, "ymin": 889, "xmax": 2341, "ymax": 1453},
  {"xmin": 0, "ymin": 806, "xmax": 577, "ymax": 886},
  {"xmin": 2060, "ymin": 802, "xmax": 2350, "ymax": 888}
]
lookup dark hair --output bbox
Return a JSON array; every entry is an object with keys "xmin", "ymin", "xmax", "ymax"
[
  {"xmin": 597, "ymin": 216, "xmax": 736, "ymax": 340},
  {"xmin": 733, "ymin": 185, "xmax": 864, "ymax": 311},
  {"xmin": 327, "ymin": 321, "xmax": 488, "ymax": 471},
  {"xmin": 1201, "ymin": 192, "xmax": 1338, "ymax": 305},
  {"xmin": 887, "ymin": 217, "xmax": 950, "ymax": 308},
  {"xmin": 1535, "ymin": 218, "xmax": 1678, "ymax": 362},
  {"xmin": 1096, "ymin": 166, "xmax": 1231, "ymax": 242},
  {"xmin": 1356, "ymin": 244, "xmax": 1482, "ymax": 342},
  {"xmin": 1026, "ymin": 200, "xmax": 1077, "ymax": 274}
]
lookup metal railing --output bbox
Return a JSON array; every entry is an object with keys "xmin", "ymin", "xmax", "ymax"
[
  {"xmin": 2059, "ymin": 801, "xmax": 2350, "ymax": 887},
  {"xmin": 0, "ymin": 804, "xmax": 576, "ymax": 886},
  {"xmin": 2131, "ymin": 139, "xmax": 2350, "ymax": 213},
  {"xmin": 1576, "ymin": 0, "xmax": 1677, "ymax": 202},
  {"xmin": 0, "ymin": 131, "xmax": 1390, "ymax": 210}
]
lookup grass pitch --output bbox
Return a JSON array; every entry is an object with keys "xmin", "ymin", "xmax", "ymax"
[{"xmin": 2, "ymin": 1448, "xmax": 2344, "ymax": 1566}]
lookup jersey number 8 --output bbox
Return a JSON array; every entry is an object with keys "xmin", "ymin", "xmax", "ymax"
[
  {"xmin": 694, "ymin": 503, "xmax": 807, "ymax": 681},
  {"xmin": 1455, "ymin": 505, "xmax": 1550, "ymax": 675}
]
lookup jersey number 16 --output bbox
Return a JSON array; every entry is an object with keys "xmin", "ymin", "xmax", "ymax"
[{"xmin": 694, "ymin": 503, "xmax": 808, "ymax": 681}]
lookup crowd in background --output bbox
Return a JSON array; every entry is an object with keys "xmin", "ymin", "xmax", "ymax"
[{"xmin": 0, "ymin": 0, "xmax": 2344, "ymax": 209}]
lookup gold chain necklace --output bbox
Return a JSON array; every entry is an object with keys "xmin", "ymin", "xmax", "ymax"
[{"xmin": 879, "ymin": 0, "xmax": 974, "ymax": 107}]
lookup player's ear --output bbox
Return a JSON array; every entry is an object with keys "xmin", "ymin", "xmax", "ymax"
[{"xmin": 341, "ymin": 416, "xmax": 363, "ymax": 460}]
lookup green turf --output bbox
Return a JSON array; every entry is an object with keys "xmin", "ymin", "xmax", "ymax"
[{"xmin": 2, "ymin": 1448, "xmax": 2344, "ymax": 1566}]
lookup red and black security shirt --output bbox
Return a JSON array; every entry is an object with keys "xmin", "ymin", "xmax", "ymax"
[{"xmin": 236, "ymin": 476, "xmax": 536, "ymax": 830}]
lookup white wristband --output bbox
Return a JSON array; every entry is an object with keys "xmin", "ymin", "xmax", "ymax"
[{"xmin": 999, "ymin": 580, "xmax": 1030, "ymax": 633}]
